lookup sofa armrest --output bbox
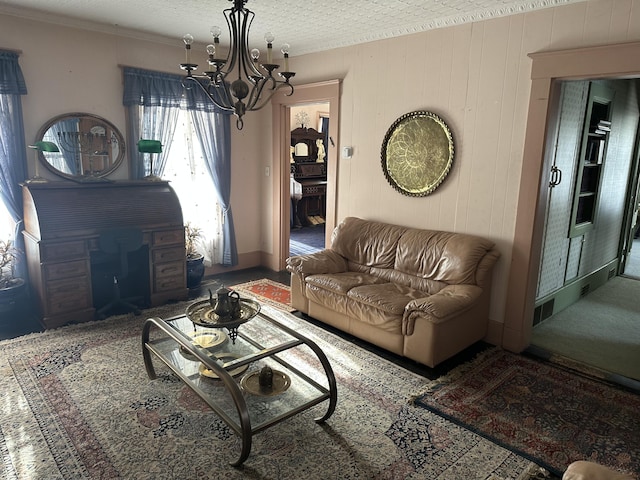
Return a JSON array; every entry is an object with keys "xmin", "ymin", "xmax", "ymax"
[
  {"xmin": 286, "ymin": 249, "xmax": 348, "ymax": 275},
  {"xmin": 402, "ymin": 284, "xmax": 482, "ymax": 335}
]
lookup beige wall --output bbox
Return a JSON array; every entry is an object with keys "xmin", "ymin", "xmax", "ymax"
[
  {"xmin": 2, "ymin": 0, "xmax": 640, "ymax": 338},
  {"xmin": 285, "ymin": 0, "xmax": 640, "ymax": 330}
]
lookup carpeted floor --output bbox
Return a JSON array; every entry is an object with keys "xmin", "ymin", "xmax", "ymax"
[
  {"xmin": 414, "ymin": 348, "xmax": 640, "ymax": 478},
  {"xmin": 0, "ymin": 302, "xmax": 547, "ymax": 479},
  {"xmin": 531, "ymin": 276, "xmax": 640, "ymax": 382}
]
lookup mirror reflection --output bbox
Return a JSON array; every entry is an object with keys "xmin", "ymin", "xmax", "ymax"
[{"xmin": 36, "ymin": 113, "xmax": 125, "ymax": 180}]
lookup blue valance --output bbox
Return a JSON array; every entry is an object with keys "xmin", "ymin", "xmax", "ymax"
[
  {"xmin": 122, "ymin": 67, "xmax": 185, "ymax": 107},
  {"xmin": 122, "ymin": 66, "xmax": 228, "ymax": 114},
  {"xmin": 0, "ymin": 51, "xmax": 27, "ymax": 95}
]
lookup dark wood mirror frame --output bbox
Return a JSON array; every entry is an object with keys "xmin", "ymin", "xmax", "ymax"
[{"xmin": 35, "ymin": 112, "xmax": 125, "ymax": 181}]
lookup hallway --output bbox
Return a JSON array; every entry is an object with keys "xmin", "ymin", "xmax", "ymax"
[{"xmin": 530, "ymin": 275, "xmax": 640, "ymax": 391}]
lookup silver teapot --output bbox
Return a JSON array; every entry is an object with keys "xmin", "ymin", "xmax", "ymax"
[{"xmin": 209, "ymin": 286, "xmax": 241, "ymax": 319}]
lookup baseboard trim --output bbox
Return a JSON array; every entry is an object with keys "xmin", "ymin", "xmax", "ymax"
[
  {"xmin": 485, "ymin": 318, "xmax": 503, "ymax": 347},
  {"xmin": 534, "ymin": 259, "xmax": 618, "ymax": 323}
]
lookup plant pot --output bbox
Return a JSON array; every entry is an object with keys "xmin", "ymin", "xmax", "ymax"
[
  {"xmin": 186, "ymin": 255, "xmax": 205, "ymax": 289},
  {"xmin": 0, "ymin": 277, "xmax": 27, "ymax": 314}
]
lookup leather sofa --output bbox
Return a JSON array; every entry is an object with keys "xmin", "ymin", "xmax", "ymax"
[
  {"xmin": 286, "ymin": 217, "xmax": 501, "ymax": 367},
  {"xmin": 563, "ymin": 461, "xmax": 636, "ymax": 480}
]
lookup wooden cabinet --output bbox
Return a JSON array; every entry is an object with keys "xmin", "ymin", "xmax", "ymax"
[
  {"xmin": 22, "ymin": 181, "xmax": 188, "ymax": 329},
  {"xmin": 290, "ymin": 127, "xmax": 327, "ymax": 226}
]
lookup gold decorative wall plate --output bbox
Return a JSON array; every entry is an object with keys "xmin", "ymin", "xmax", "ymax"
[{"xmin": 381, "ymin": 111, "xmax": 454, "ymax": 196}]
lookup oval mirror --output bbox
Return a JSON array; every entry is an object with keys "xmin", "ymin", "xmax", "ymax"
[{"xmin": 35, "ymin": 113, "xmax": 125, "ymax": 180}]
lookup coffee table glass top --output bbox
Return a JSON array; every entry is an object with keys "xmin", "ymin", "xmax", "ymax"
[{"xmin": 145, "ymin": 307, "xmax": 333, "ymax": 433}]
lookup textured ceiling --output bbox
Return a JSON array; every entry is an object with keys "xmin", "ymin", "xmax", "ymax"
[{"xmin": 0, "ymin": 0, "xmax": 588, "ymax": 55}]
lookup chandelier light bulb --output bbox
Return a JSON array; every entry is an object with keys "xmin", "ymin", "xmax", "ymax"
[
  {"xmin": 210, "ymin": 26, "xmax": 222, "ymax": 39},
  {"xmin": 183, "ymin": 34, "xmax": 194, "ymax": 64},
  {"xmin": 250, "ymin": 48, "xmax": 260, "ymax": 63},
  {"xmin": 206, "ymin": 44, "xmax": 216, "ymax": 69},
  {"xmin": 264, "ymin": 32, "xmax": 275, "ymax": 63},
  {"xmin": 281, "ymin": 44, "xmax": 290, "ymax": 71}
]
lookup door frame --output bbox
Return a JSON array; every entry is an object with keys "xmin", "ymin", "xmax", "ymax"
[
  {"xmin": 270, "ymin": 80, "xmax": 341, "ymax": 271},
  {"xmin": 503, "ymin": 41, "xmax": 640, "ymax": 353},
  {"xmin": 619, "ymin": 123, "xmax": 640, "ymax": 275}
]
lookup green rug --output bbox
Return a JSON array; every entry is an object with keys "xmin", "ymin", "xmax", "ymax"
[
  {"xmin": 0, "ymin": 302, "xmax": 547, "ymax": 479},
  {"xmin": 414, "ymin": 348, "xmax": 640, "ymax": 478}
]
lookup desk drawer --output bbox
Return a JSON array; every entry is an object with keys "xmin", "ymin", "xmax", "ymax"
[
  {"xmin": 47, "ymin": 277, "xmax": 91, "ymax": 315},
  {"xmin": 154, "ymin": 274, "xmax": 186, "ymax": 292},
  {"xmin": 41, "ymin": 241, "xmax": 86, "ymax": 261},
  {"xmin": 44, "ymin": 260, "xmax": 88, "ymax": 281},
  {"xmin": 153, "ymin": 247, "xmax": 185, "ymax": 263},
  {"xmin": 155, "ymin": 260, "xmax": 184, "ymax": 279},
  {"xmin": 153, "ymin": 229, "xmax": 184, "ymax": 247},
  {"xmin": 154, "ymin": 259, "xmax": 185, "ymax": 292}
]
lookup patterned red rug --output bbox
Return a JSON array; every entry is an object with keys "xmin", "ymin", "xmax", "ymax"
[
  {"xmin": 230, "ymin": 278, "xmax": 294, "ymax": 312},
  {"xmin": 413, "ymin": 348, "xmax": 640, "ymax": 478}
]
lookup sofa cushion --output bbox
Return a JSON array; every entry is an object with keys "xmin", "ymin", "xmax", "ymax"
[
  {"xmin": 395, "ymin": 229, "xmax": 496, "ymax": 285},
  {"xmin": 347, "ymin": 282, "xmax": 428, "ymax": 315},
  {"xmin": 331, "ymin": 217, "xmax": 406, "ymax": 269},
  {"xmin": 305, "ymin": 272, "xmax": 387, "ymax": 294},
  {"xmin": 563, "ymin": 461, "xmax": 636, "ymax": 480}
]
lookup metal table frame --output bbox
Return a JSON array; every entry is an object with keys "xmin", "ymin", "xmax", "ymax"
[{"xmin": 141, "ymin": 311, "xmax": 337, "ymax": 466}]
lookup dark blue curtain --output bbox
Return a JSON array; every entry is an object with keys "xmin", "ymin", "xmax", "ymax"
[
  {"xmin": 0, "ymin": 51, "xmax": 28, "ymax": 278},
  {"xmin": 123, "ymin": 67, "xmax": 237, "ymax": 266}
]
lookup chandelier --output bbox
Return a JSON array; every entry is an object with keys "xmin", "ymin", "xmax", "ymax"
[{"xmin": 180, "ymin": 0, "xmax": 295, "ymax": 130}]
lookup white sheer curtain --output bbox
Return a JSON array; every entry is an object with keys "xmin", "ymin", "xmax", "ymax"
[
  {"xmin": 0, "ymin": 205, "xmax": 13, "ymax": 241},
  {"xmin": 162, "ymin": 109, "xmax": 223, "ymax": 265}
]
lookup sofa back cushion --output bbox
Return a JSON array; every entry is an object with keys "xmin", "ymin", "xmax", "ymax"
[
  {"xmin": 395, "ymin": 229, "xmax": 495, "ymax": 285},
  {"xmin": 331, "ymin": 217, "xmax": 496, "ymax": 286},
  {"xmin": 331, "ymin": 217, "xmax": 406, "ymax": 268}
]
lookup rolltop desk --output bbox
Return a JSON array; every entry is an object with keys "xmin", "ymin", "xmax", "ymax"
[{"xmin": 22, "ymin": 181, "xmax": 189, "ymax": 329}]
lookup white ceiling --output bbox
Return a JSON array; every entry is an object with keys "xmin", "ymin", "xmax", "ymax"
[{"xmin": 0, "ymin": 0, "xmax": 588, "ymax": 55}]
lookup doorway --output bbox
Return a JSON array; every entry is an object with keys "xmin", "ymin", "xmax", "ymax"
[
  {"xmin": 289, "ymin": 103, "xmax": 330, "ymax": 257},
  {"xmin": 504, "ymin": 42, "xmax": 640, "ymax": 355},
  {"xmin": 527, "ymin": 76, "xmax": 640, "ymax": 383},
  {"xmin": 269, "ymin": 80, "xmax": 340, "ymax": 272}
]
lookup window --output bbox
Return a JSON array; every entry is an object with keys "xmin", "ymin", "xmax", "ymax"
[
  {"xmin": 161, "ymin": 109, "xmax": 223, "ymax": 265},
  {"xmin": 0, "ymin": 203, "xmax": 14, "ymax": 241}
]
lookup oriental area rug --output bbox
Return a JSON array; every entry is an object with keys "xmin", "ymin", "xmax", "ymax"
[
  {"xmin": 0, "ymin": 303, "xmax": 549, "ymax": 479},
  {"xmin": 230, "ymin": 279, "xmax": 294, "ymax": 312},
  {"xmin": 413, "ymin": 348, "xmax": 640, "ymax": 478}
]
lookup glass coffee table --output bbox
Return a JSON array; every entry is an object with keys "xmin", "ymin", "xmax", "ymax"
[{"xmin": 141, "ymin": 305, "xmax": 337, "ymax": 466}]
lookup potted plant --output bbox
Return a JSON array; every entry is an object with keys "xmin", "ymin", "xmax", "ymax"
[
  {"xmin": 0, "ymin": 239, "xmax": 27, "ymax": 313},
  {"xmin": 185, "ymin": 222, "xmax": 205, "ymax": 289}
]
